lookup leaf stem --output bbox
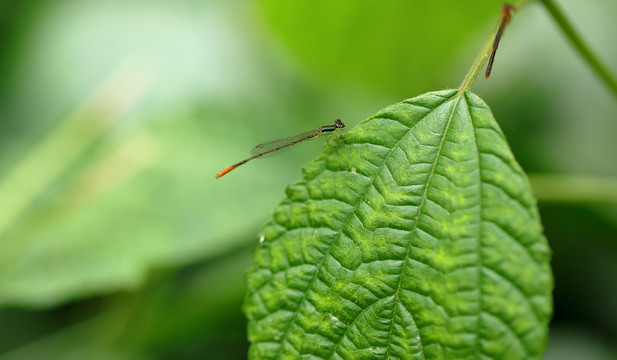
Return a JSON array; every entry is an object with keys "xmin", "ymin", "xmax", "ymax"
[
  {"xmin": 459, "ymin": 0, "xmax": 530, "ymax": 93},
  {"xmin": 540, "ymin": 0, "xmax": 617, "ymax": 101},
  {"xmin": 529, "ymin": 173, "xmax": 617, "ymax": 204}
]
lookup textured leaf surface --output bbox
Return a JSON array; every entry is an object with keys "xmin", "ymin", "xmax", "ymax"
[{"xmin": 244, "ymin": 90, "xmax": 553, "ymax": 359}]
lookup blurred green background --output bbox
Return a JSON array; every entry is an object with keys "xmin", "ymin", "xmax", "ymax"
[{"xmin": 0, "ymin": 0, "xmax": 616, "ymax": 358}]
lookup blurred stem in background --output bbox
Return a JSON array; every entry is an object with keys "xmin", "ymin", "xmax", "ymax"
[
  {"xmin": 540, "ymin": 0, "xmax": 617, "ymax": 101},
  {"xmin": 0, "ymin": 60, "xmax": 152, "ymax": 238},
  {"xmin": 530, "ymin": 174, "xmax": 617, "ymax": 204}
]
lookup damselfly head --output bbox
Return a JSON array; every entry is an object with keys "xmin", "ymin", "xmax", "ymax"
[{"xmin": 334, "ymin": 119, "xmax": 345, "ymax": 129}]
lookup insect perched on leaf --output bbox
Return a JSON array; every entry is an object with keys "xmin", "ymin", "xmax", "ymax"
[{"xmin": 216, "ymin": 119, "xmax": 345, "ymax": 179}]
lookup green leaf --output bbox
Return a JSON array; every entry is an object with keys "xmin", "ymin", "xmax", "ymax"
[
  {"xmin": 244, "ymin": 90, "xmax": 553, "ymax": 359},
  {"xmin": 257, "ymin": 1, "xmax": 504, "ymax": 96}
]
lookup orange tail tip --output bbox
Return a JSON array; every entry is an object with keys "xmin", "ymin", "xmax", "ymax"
[{"xmin": 215, "ymin": 166, "xmax": 236, "ymax": 179}]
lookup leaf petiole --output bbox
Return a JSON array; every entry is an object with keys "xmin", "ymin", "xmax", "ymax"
[{"xmin": 459, "ymin": 0, "xmax": 531, "ymax": 93}]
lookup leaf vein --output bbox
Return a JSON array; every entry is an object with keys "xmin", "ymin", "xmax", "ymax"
[
  {"xmin": 384, "ymin": 94, "xmax": 462, "ymax": 358},
  {"xmin": 327, "ymin": 94, "xmax": 458, "ymax": 359}
]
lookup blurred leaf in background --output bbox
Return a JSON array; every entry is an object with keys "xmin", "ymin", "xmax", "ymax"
[
  {"xmin": 256, "ymin": 0, "xmax": 506, "ymax": 96},
  {"xmin": 0, "ymin": 0, "xmax": 616, "ymax": 359}
]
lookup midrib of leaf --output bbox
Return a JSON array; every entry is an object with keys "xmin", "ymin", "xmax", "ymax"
[
  {"xmin": 466, "ymin": 92, "xmax": 485, "ymax": 358},
  {"xmin": 274, "ymin": 92, "xmax": 457, "ymax": 357},
  {"xmin": 383, "ymin": 94, "xmax": 462, "ymax": 359}
]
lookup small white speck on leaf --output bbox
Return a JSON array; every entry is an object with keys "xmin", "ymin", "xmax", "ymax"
[{"xmin": 259, "ymin": 235, "xmax": 265, "ymax": 243}]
